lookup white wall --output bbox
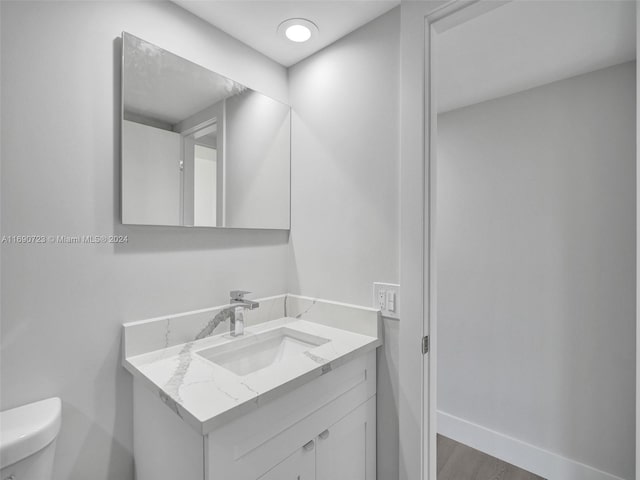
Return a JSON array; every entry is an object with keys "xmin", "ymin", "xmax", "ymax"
[
  {"xmin": 0, "ymin": 2, "xmax": 289, "ymax": 480},
  {"xmin": 288, "ymin": 8, "xmax": 400, "ymax": 480},
  {"xmin": 436, "ymin": 62, "xmax": 636, "ymax": 480}
]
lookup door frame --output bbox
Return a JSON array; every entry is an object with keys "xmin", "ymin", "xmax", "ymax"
[
  {"xmin": 636, "ymin": 4, "xmax": 639, "ymax": 479},
  {"xmin": 424, "ymin": 3, "xmax": 514, "ymax": 478},
  {"xmin": 400, "ymin": 2, "xmax": 507, "ymax": 479},
  {"xmin": 406, "ymin": 1, "xmax": 640, "ymax": 479}
]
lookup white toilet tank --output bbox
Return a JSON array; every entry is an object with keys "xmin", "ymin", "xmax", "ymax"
[{"xmin": 0, "ymin": 397, "xmax": 61, "ymax": 480}]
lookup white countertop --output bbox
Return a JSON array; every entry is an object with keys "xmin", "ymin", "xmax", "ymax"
[{"xmin": 124, "ymin": 315, "xmax": 381, "ymax": 435}]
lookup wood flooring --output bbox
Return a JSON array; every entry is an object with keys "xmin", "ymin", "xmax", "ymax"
[{"xmin": 437, "ymin": 435, "xmax": 545, "ymax": 480}]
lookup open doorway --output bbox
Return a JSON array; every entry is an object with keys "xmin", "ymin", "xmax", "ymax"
[
  {"xmin": 182, "ymin": 121, "xmax": 224, "ymax": 227},
  {"xmin": 430, "ymin": 2, "xmax": 636, "ymax": 479}
]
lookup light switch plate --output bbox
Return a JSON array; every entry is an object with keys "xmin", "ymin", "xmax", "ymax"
[{"xmin": 373, "ymin": 282, "xmax": 400, "ymax": 319}]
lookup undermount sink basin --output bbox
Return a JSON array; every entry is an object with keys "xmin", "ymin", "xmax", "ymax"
[{"xmin": 196, "ymin": 327, "xmax": 330, "ymax": 377}]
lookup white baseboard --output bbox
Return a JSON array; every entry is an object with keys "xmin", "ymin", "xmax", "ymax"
[{"xmin": 437, "ymin": 411, "xmax": 627, "ymax": 480}]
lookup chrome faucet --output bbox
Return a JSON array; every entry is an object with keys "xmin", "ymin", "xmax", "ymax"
[{"xmin": 227, "ymin": 290, "xmax": 260, "ymax": 337}]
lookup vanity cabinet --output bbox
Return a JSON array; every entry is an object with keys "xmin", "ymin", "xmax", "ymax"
[
  {"xmin": 133, "ymin": 350, "xmax": 377, "ymax": 480},
  {"xmin": 316, "ymin": 399, "xmax": 372, "ymax": 480},
  {"xmin": 258, "ymin": 442, "xmax": 315, "ymax": 480},
  {"xmin": 257, "ymin": 398, "xmax": 374, "ymax": 480}
]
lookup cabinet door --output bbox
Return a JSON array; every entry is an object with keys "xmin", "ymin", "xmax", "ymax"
[
  {"xmin": 258, "ymin": 441, "xmax": 316, "ymax": 480},
  {"xmin": 316, "ymin": 397, "xmax": 376, "ymax": 480}
]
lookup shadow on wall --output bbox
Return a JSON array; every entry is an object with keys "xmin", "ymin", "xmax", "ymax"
[
  {"xmin": 377, "ymin": 317, "xmax": 400, "ymax": 480},
  {"xmin": 64, "ymin": 406, "xmax": 133, "ymax": 480},
  {"xmin": 112, "ymin": 225, "xmax": 290, "ymax": 254},
  {"xmin": 57, "ymin": 337, "xmax": 134, "ymax": 480}
]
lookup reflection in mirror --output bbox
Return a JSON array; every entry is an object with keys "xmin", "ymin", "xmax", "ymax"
[{"xmin": 121, "ymin": 32, "xmax": 291, "ymax": 229}]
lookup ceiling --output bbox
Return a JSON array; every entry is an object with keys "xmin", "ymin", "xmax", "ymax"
[
  {"xmin": 123, "ymin": 33, "xmax": 245, "ymax": 125},
  {"xmin": 173, "ymin": 0, "xmax": 400, "ymax": 67},
  {"xmin": 437, "ymin": 0, "xmax": 636, "ymax": 113}
]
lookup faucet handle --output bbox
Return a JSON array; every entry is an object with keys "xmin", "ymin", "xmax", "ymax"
[{"xmin": 230, "ymin": 290, "xmax": 251, "ymax": 301}]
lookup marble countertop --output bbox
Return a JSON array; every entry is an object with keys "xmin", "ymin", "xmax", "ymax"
[{"xmin": 124, "ymin": 315, "xmax": 381, "ymax": 435}]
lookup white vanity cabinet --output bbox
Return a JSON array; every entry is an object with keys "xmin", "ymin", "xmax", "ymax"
[
  {"xmin": 258, "ymin": 442, "xmax": 315, "ymax": 480},
  {"xmin": 315, "ymin": 399, "xmax": 373, "ymax": 480},
  {"xmin": 257, "ymin": 397, "xmax": 374, "ymax": 480},
  {"xmin": 133, "ymin": 350, "xmax": 377, "ymax": 480}
]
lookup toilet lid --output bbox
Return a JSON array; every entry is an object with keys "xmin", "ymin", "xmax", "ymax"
[{"xmin": 0, "ymin": 397, "xmax": 61, "ymax": 469}]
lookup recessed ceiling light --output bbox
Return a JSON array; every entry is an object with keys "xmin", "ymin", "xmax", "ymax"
[
  {"xmin": 286, "ymin": 24, "xmax": 311, "ymax": 42},
  {"xmin": 277, "ymin": 18, "xmax": 318, "ymax": 43}
]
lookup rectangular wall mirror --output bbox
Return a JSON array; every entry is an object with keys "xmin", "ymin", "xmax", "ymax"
[{"xmin": 121, "ymin": 32, "xmax": 291, "ymax": 229}]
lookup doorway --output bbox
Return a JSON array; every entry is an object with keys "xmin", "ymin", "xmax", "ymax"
[
  {"xmin": 182, "ymin": 121, "xmax": 223, "ymax": 227},
  {"xmin": 429, "ymin": 2, "xmax": 636, "ymax": 480}
]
